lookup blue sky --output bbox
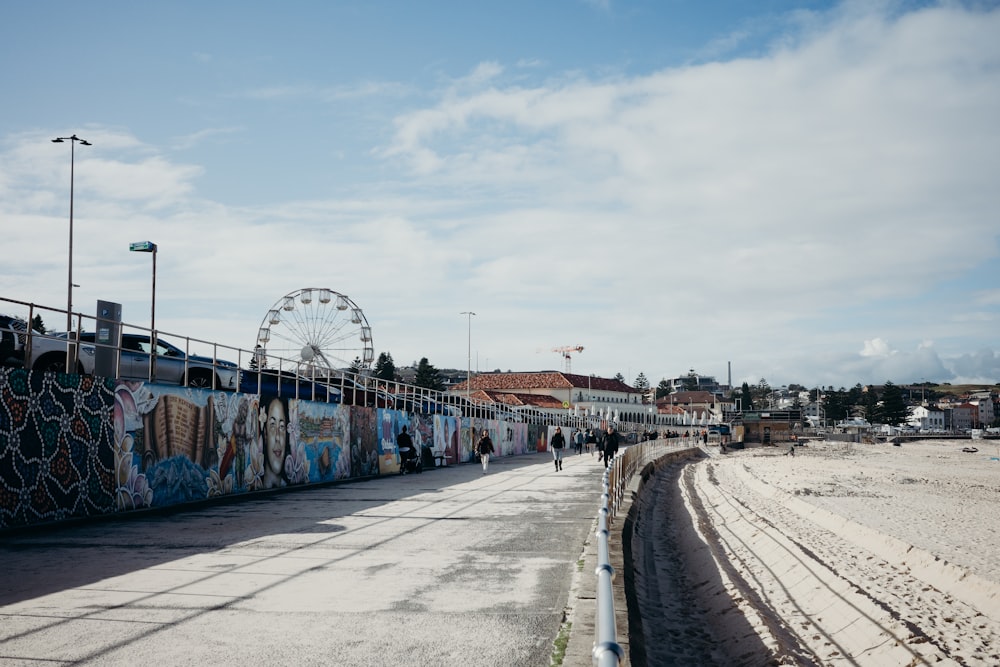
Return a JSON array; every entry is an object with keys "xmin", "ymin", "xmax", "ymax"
[{"xmin": 2, "ymin": 0, "xmax": 998, "ymax": 390}]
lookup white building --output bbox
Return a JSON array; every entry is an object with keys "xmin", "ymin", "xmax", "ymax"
[
  {"xmin": 968, "ymin": 393, "xmax": 996, "ymax": 427},
  {"xmin": 907, "ymin": 405, "xmax": 945, "ymax": 431},
  {"xmin": 802, "ymin": 401, "xmax": 825, "ymax": 426}
]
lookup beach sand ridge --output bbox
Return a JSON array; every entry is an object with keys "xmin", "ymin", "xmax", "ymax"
[{"xmin": 627, "ymin": 439, "xmax": 1000, "ymax": 666}]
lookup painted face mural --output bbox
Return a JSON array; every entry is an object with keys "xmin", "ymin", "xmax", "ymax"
[{"xmin": 264, "ymin": 398, "xmax": 287, "ymax": 485}]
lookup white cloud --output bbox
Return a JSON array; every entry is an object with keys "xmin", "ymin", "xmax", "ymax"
[{"xmin": 860, "ymin": 338, "xmax": 895, "ymax": 358}]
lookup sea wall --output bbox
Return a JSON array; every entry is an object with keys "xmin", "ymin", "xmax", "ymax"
[{"xmin": 0, "ymin": 367, "xmax": 545, "ymax": 530}]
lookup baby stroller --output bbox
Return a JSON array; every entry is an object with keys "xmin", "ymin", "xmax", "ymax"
[{"xmin": 399, "ymin": 446, "xmax": 422, "ymax": 474}]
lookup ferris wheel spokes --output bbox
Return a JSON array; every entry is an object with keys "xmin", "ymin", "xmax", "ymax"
[{"xmin": 256, "ymin": 288, "xmax": 374, "ymax": 377}]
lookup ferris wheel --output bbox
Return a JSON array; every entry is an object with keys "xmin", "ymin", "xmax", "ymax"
[{"xmin": 256, "ymin": 288, "xmax": 374, "ymax": 377}]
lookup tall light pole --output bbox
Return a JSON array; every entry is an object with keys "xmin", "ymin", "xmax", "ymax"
[
  {"xmin": 52, "ymin": 135, "xmax": 91, "ymax": 336},
  {"xmin": 460, "ymin": 311, "xmax": 476, "ymax": 455},
  {"xmin": 53, "ymin": 134, "xmax": 91, "ymax": 374},
  {"xmin": 460, "ymin": 312, "xmax": 476, "ymax": 401},
  {"xmin": 129, "ymin": 241, "xmax": 158, "ymax": 333}
]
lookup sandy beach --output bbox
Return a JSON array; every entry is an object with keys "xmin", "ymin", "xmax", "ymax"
[{"xmin": 626, "ymin": 439, "xmax": 1000, "ymax": 666}]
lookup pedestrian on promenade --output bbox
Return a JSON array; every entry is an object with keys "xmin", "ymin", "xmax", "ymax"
[
  {"xmin": 396, "ymin": 425, "xmax": 416, "ymax": 475},
  {"xmin": 476, "ymin": 429, "xmax": 495, "ymax": 474},
  {"xmin": 573, "ymin": 429, "xmax": 585, "ymax": 455},
  {"xmin": 601, "ymin": 426, "xmax": 619, "ymax": 469},
  {"xmin": 586, "ymin": 429, "xmax": 598, "ymax": 456},
  {"xmin": 550, "ymin": 426, "xmax": 566, "ymax": 471}
]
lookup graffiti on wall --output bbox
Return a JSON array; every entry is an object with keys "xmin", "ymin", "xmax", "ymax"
[
  {"xmin": 350, "ymin": 406, "xmax": 379, "ymax": 477},
  {"xmin": 0, "ymin": 368, "xmax": 116, "ymax": 528},
  {"xmin": 433, "ymin": 414, "xmax": 459, "ymax": 464},
  {"xmin": 1, "ymin": 368, "xmax": 543, "ymax": 531},
  {"xmin": 457, "ymin": 418, "xmax": 530, "ymax": 462},
  {"xmin": 295, "ymin": 399, "xmax": 352, "ymax": 483},
  {"xmin": 112, "ymin": 383, "xmax": 378, "ymax": 510}
]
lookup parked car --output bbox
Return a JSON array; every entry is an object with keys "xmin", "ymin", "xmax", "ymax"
[
  {"xmin": 29, "ymin": 331, "xmax": 239, "ymax": 390},
  {"xmin": 239, "ymin": 369, "xmax": 340, "ymax": 402},
  {"xmin": 0, "ymin": 313, "xmax": 29, "ymax": 367}
]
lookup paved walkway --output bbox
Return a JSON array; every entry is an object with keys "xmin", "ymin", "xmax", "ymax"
[{"xmin": 0, "ymin": 451, "xmax": 610, "ymax": 667}]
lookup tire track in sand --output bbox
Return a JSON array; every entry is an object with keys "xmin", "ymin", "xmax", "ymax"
[{"xmin": 686, "ymin": 457, "xmax": 1000, "ymax": 665}]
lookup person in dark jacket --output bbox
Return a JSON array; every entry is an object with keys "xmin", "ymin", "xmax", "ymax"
[
  {"xmin": 550, "ymin": 426, "xmax": 566, "ymax": 471},
  {"xmin": 601, "ymin": 426, "xmax": 620, "ymax": 469},
  {"xmin": 397, "ymin": 426, "xmax": 416, "ymax": 474},
  {"xmin": 476, "ymin": 429, "xmax": 495, "ymax": 474}
]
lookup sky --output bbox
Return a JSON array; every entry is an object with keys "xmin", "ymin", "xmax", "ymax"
[{"xmin": 2, "ymin": 0, "xmax": 999, "ymax": 391}]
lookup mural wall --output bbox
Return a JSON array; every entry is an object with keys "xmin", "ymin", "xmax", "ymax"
[
  {"xmin": 0, "ymin": 369, "xmax": 116, "ymax": 528},
  {"xmin": 0, "ymin": 368, "xmax": 538, "ymax": 531}
]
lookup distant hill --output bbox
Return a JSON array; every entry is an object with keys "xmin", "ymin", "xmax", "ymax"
[{"xmin": 932, "ymin": 383, "xmax": 998, "ymax": 396}]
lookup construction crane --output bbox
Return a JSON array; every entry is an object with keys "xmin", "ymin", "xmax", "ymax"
[{"xmin": 553, "ymin": 345, "xmax": 584, "ymax": 373}]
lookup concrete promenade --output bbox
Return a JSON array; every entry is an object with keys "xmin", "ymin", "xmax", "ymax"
[{"xmin": 0, "ymin": 451, "xmax": 614, "ymax": 667}]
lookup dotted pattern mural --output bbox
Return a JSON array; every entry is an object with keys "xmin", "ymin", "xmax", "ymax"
[{"xmin": 0, "ymin": 368, "xmax": 116, "ymax": 529}]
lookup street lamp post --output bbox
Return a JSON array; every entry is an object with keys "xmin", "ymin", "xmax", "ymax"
[
  {"xmin": 460, "ymin": 312, "xmax": 476, "ymax": 398},
  {"xmin": 52, "ymin": 134, "xmax": 91, "ymax": 373},
  {"xmin": 129, "ymin": 241, "xmax": 158, "ymax": 381},
  {"xmin": 460, "ymin": 311, "xmax": 476, "ymax": 454},
  {"xmin": 129, "ymin": 241, "xmax": 158, "ymax": 333}
]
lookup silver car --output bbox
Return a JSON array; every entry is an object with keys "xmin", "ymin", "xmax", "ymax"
[{"xmin": 29, "ymin": 332, "xmax": 239, "ymax": 390}]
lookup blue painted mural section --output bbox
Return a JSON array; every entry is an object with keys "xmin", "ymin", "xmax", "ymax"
[{"xmin": 1, "ymin": 369, "xmax": 539, "ymax": 531}]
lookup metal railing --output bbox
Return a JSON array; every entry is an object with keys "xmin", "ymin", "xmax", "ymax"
[
  {"xmin": 2, "ymin": 296, "xmax": 700, "ymax": 430},
  {"xmin": 594, "ymin": 465, "xmax": 625, "ymax": 667},
  {"xmin": 593, "ymin": 437, "xmax": 703, "ymax": 666}
]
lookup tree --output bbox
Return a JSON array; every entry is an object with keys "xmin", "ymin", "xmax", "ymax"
[
  {"xmin": 350, "ymin": 357, "xmax": 364, "ymax": 375},
  {"xmin": 847, "ymin": 384, "xmax": 865, "ymax": 417},
  {"xmin": 414, "ymin": 357, "xmax": 444, "ymax": 391},
  {"xmin": 740, "ymin": 382, "xmax": 754, "ymax": 411},
  {"xmin": 32, "ymin": 314, "xmax": 46, "ymax": 334},
  {"xmin": 249, "ymin": 345, "xmax": 265, "ymax": 371},
  {"xmin": 860, "ymin": 386, "xmax": 880, "ymax": 423},
  {"xmin": 614, "ymin": 372, "xmax": 625, "ymax": 383},
  {"xmin": 655, "ymin": 379, "xmax": 671, "ymax": 400},
  {"xmin": 824, "ymin": 389, "xmax": 850, "ymax": 422},
  {"xmin": 752, "ymin": 378, "xmax": 771, "ymax": 405},
  {"xmin": 373, "ymin": 352, "xmax": 397, "ymax": 382},
  {"xmin": 877, "ymin": 381, "xmax": 909, "ymax": 426},
  {"xmin": 633, "ymin": 373, "xmax": 650, "ymax": 404}
]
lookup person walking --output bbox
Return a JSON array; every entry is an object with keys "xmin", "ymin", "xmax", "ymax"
[
  {"xmin": 601, "ymin": 426, "xmax": 620, "ymax": 469},
  {"xmin": 476, "ymin": 429, "xmax": 495, "ymax": 474},
  {"xmin": 550, "ymin": 426, "xmax": 566, "ymax": 471},
  {"xmin": 586, "ymin": 429, "xmax": 598, "ymax": 456},
  {"xmin": 573, "ymin": 428, "xmax": 585, "ymax": 455}
]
